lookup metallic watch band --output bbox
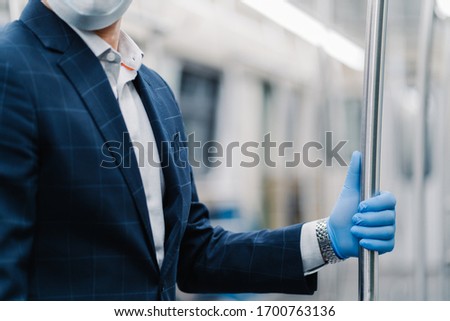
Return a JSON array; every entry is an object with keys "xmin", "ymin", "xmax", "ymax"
[{"xmin": 315, "ymin": 219, "xmax": 343, "ymax": 264}]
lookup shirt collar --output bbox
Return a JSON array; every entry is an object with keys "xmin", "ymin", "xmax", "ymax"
[
  {"xmin": 118, "ymin": 32, "xmax": 144, "ymax": 72},
  {"xmin": 71, "ymin": 27, "xmax": 144, "ymax": 72}
]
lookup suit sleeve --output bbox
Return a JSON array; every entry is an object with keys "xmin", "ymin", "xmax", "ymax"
[
  {"xmin": 177, "ymin": 169, "xmax": 317, "ymax": 295},
  {"xmin": 0, "ymin": 62, "xmax": 38, "ymax": 300}
]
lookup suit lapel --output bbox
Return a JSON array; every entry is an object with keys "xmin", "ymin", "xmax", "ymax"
[
  {"xmin": 134, "ymin": 72, "xmax": 185, "ymax": 271},
  {"xmin": 58, "ymin": 41, "xmax": 159, "ymax": 268},
  {"xmin": 21, "ymin": 0, "xmax": 159, "ymax": 269},
  {"xmin": 133, "ymin": 73, "xmax": 171, "ymax": 171}
]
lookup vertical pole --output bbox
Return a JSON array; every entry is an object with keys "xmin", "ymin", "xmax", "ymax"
[
  {"xmin": 414, "ymin": 0, "xmax": 435, "ymax": 301},
  {"xmin": 441, "ymin": 17, "xmax": 450, "ymax": 301},
  {"xmin": 439, "ymin": 18, "xmax": 450, "ymax": 300},
  {"xmin": 359, "ymin": 0, "xmax": 389, "ymax": 301}
]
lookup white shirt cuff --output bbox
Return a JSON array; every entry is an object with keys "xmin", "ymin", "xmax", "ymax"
[{"xmin": 301, "ymin": 221, "xmax": 326, "ymax": 275}]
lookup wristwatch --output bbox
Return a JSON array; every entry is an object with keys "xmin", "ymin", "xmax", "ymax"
[{"xmin": 315, "ymin": 219, "xmax": 343, "ymax": 264}]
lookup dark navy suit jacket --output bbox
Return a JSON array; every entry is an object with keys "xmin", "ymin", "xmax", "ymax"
[{"xmin": 0, "ymin": 0, "xmax": 317, "ymax": 300}]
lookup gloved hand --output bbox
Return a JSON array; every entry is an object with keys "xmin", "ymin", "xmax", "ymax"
[{"xmin": 327, "ymin": 151, "xmax": 396, "ymax": 259}]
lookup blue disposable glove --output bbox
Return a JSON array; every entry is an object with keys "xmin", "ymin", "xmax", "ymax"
[{"xmin": 327, "ymin": 151, "xmax": 396, "ymax": 259}]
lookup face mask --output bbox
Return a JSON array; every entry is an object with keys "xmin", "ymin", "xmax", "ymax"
[{"xmin": 47, "ymin": 0, "xmax": 133, "ymax": 31}]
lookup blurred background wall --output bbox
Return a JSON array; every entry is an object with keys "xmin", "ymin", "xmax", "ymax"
[{"xmin": 2, "ymin": 0, "xmax": 450, "ymax": 301}]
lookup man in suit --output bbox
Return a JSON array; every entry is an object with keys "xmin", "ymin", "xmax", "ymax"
[{"xmin": 0, "ymin": 0, "xmax": 396, "ymax": 300}]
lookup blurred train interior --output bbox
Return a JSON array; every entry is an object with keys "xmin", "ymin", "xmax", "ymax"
[{"xmin": 2, "ymin": 0, "xmax": 450, "ymax": 300}]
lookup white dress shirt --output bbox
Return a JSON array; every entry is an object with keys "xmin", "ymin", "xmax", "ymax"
[
  {"xmin": 70, "ymin": 27, "xmax": 327, "ymax": 275},
  {"xmin": 72, "ymin": 28, "xmax": 166, "ymax": 269}
]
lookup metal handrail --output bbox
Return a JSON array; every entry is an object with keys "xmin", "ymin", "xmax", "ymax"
[
  {"xmin": 359, "ymin": 0, "xmax": 389, "ymax": 301},
  {"xmin": 413, "ymin": 0, "xmax": 436, "ymax": 301}
]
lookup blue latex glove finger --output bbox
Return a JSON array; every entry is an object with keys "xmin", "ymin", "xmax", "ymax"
[
  {"xmin": 359, "ymin": 238, "xmax": 395, "ymax": 254},
  {"xmin": 327, "ymin": 151, "xmax": 362, "ymax": 259},
  {"xmin": 352, "ymin": 210, "xmax": 395, "ymax": 227},
  {"xmin": 341, "ymin": 152, "xmax": 361, "ymax": 195},
  {"xmin": 351, "ymin": 225, "xmax": 395, "ymax": 240},
  {"xmin": 358, "ymin": 191, "xmax": 396, "ymax": 212}
]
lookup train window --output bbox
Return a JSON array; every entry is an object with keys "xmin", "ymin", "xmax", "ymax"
[
  {"xmin": 178, "ymin": 63, "xmax": 221, "ymax": 174},
  {"xmin": 262, "ymin": 80, "xmax": 274, "ymax": 133}
]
